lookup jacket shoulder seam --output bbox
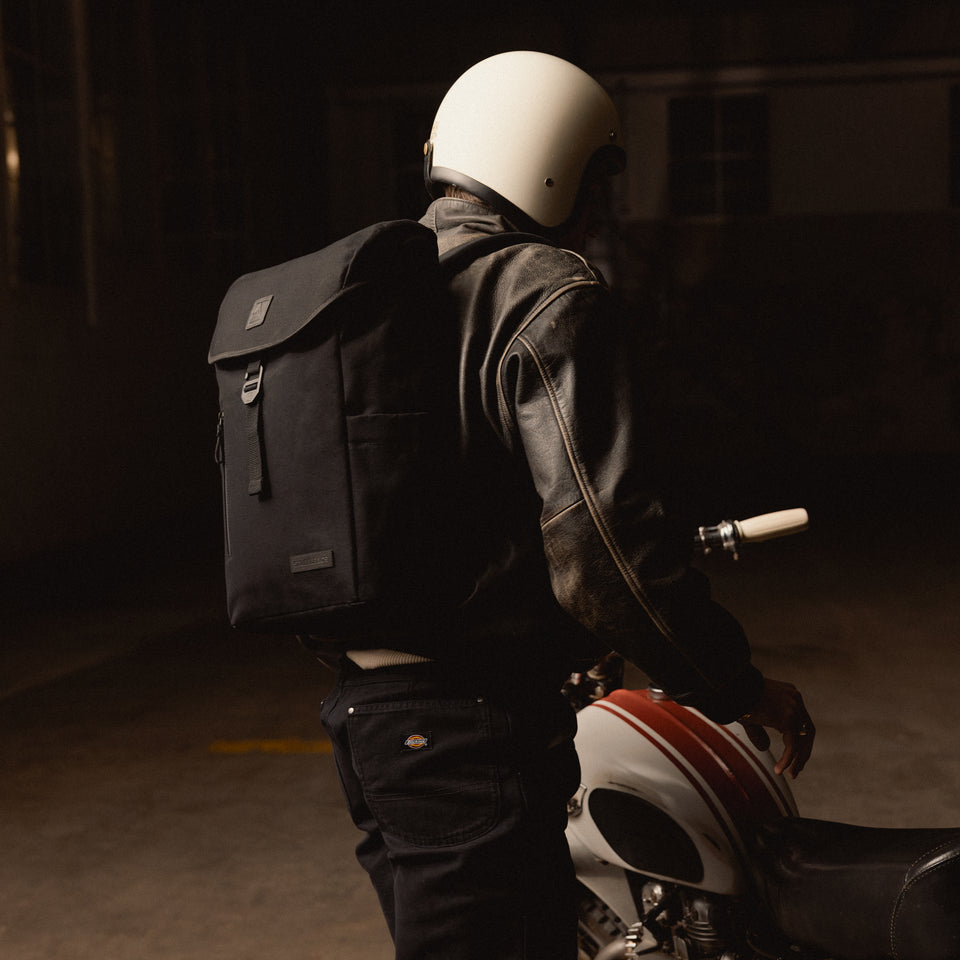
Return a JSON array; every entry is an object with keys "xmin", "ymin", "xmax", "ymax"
[{"xmin": 493, "ymin": 278, "xmax": 602, "ymax": 436}]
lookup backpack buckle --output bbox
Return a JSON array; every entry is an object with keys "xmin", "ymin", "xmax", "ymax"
[{"xmin": 241, "ymin": 361, "xmax": 263, "ymax": 405}]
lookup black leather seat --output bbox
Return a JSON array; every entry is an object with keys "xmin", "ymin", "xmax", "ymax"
[{"xmin": 746, "ymin": 817, "xmax": 960, "ymax": 960}]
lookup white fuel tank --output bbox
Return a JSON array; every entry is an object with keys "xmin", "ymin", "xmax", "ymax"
[{"xmin": 567, "ymin": 688, "xmax": 798, "ymax": 900}]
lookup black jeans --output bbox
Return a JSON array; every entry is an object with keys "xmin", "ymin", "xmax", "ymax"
[{"xmin": 320, "ymin": 660, "xmax": 581, "ymax": 960}]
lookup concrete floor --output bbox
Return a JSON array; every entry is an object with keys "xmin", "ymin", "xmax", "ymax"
[{"xmin": 3, "ymin": 488, "xmax": 960, "ymax": 959}]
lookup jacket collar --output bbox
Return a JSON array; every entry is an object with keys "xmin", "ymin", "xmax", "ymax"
[{"xmin": 421, "ymin": 198, "xmax": 525, "ymax": 254}]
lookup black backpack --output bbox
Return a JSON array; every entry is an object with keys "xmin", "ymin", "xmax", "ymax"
[{"xmin": 209, "ymin": 219, "xmax": 540, "ymax": 639}]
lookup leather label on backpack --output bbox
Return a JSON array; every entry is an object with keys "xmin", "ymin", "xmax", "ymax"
[
  {"xmin": 289, "ymin": 550, "xmax": 334, "ymax": 574},
  {"xmin": 245, "ymin": 295, "xmax": 274, "ymax": 330}
]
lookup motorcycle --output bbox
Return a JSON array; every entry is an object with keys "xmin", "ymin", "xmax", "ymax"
[{"xmin": 565, "ymin": 509, "xmax": 960, "ymax": 960}]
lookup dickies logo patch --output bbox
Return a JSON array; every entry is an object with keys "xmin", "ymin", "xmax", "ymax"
[{"xmin": 403, "ymin": 733, "xmax": 430, "ymax": 751}]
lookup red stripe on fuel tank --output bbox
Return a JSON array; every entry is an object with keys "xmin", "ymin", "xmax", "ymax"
[
  {"xmin": 651, "ymin": 696, "xmax": 795, "ymax": 818},
  {"xmin": 603, "ymin": 689, "xmax": 783, "ymax": 825},
  {"xmin": 685, "ymin": 703, "xmax": 796, "ymax": 816},
  {"xmin": 593, "ymin": 698, "xmax": 746, "ymax": 868}
]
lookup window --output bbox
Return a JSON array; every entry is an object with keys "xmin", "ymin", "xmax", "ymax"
[{"xmin": 668, "ymin": 94, "xmax": 769, "ymax": 217}]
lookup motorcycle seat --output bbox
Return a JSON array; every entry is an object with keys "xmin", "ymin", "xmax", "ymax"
[{"xmin": 745, "ymin": 816, "xmax": 960, "ymax": 960}]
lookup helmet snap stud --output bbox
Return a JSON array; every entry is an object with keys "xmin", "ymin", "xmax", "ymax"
[{"xmin": 544, "ymin": 178, "xmax": 554, "ymax": 188}]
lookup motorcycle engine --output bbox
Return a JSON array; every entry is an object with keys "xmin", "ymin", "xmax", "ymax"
[{"xmin": 578, "ymin": 883, "xmax": 748, "ymax": 960}]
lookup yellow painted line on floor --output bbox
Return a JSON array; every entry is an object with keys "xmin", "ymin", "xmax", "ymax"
[{"xmin": 209, "ymin": 738, "xmax": 333, "ymax": 755}]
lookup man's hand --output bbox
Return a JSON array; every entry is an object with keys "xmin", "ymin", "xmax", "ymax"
[{"xmin": 738, "ymin": 677, "xmax": 814, "ymax": 779}]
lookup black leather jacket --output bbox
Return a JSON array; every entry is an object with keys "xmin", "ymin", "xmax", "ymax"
[{"xmin": 421, "ymin": 198, "xmax": 762, "ymax": 724}]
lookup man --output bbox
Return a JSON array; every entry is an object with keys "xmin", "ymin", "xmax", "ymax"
[{"xmin": 319, "ymin": 51, "xmax": 814, "ymax": 960}]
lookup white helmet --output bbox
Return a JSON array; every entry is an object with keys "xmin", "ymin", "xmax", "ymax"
[{"xmin": 424, "ymin": 51, "xmax": 625, "ymax": 230}]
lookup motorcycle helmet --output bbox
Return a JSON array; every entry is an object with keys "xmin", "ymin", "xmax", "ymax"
[{"xmin": 424, "ymin": 51, "xmax": 625, "ymax": 231}]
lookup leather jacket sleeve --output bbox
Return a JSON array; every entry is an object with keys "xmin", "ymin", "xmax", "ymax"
[{"xmin": 496, "ymin": 268, "xmax": 763, "ymax": 724}]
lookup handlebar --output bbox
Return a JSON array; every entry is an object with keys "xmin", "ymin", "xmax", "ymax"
[{"xmin": 695, "ymin": 508, "xmax": 809, "ymax": 558}]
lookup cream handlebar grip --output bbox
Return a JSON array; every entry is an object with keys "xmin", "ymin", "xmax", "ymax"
[{"xmin": 734, "ymin": 508, "xmax": 809, "ymax": 543}]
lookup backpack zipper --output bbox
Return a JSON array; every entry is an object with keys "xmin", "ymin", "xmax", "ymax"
[{"xmin": 215, "ymin": 411, "xmax": 231, "ymax": 557}]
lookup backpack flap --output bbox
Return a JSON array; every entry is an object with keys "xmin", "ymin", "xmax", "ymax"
[{"xmin": 209, "ymin": 219, "xmax": 436, "ymax": 363}]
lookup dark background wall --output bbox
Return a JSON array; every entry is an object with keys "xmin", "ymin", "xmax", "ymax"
[{"xmin": 3, "ymin": 0, "xmax": 959, "ymax": 603}]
